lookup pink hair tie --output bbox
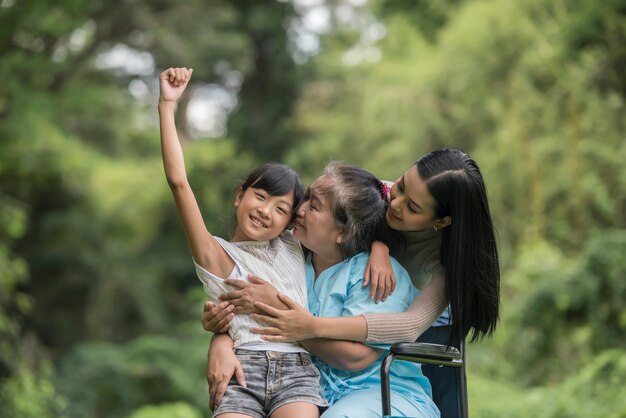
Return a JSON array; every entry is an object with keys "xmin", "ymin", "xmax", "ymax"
[{"xmin": 379, "ymin": 183, "xmax": 391, "ymax": 201}]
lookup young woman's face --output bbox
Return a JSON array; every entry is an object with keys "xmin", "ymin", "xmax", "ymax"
[
  {"xmin": 386, "ymin": 165, "xmax": 439, "ymax": 232},
  {"xmin": 293, "ymin": 176, "xmax": 342, "ymax": 258},
  {"xmin": 231, "ymin": 187, "xmax": 295, "ymax": 242}
]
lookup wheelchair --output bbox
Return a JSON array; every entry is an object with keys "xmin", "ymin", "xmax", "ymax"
[{"xmin": 380, "ymin": 326, "xmax": 468, "ymax": 418}]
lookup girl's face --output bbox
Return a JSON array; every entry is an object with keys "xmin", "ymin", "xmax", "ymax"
[
  {"xmin": 231, "ymin": 187, "xmax": 295, "ymax": 242},
  {"xmin": 386, "ymin": 165, "xmax": 439, "ymax": 232},
  {"xmin": 293, "ymin": 176, "xmax": 343, "ymax": 259}
]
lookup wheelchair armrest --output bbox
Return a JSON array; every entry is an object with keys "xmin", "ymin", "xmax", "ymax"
[
  {"xmin": 381, "ymin": 342, "xmax": 464, "ymax": 417},
  {"xmin": 390, "ymin": 342, "xmax": 463, "ymax": 368}
]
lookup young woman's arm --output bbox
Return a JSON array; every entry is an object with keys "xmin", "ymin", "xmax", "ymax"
[
  {"xmin": 362, "ymin": 271, "xmax": 447, "ymax": 342},
  {"xmin": 363, "ymin": 241, "xmax": 396, "ymax": 303},
  {"xmin": 158, "ymin": 67, "xmax": 233, "ymax": 279},
  {"xmin": 250, "ymin": 272, "xmax": 447, "ymax": 343}
]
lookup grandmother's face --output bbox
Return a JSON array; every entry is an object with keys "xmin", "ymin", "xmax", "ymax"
[{"xmin": 293, "ymin": 176, "xmax": 343, "ymax": 257}]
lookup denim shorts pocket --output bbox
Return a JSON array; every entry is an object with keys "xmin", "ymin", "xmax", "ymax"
[{"xmin": 282, "ymin": 358, "xmax": 320, "ymax": 379}]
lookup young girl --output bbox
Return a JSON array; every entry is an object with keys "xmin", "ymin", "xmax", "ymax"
[{"xmin": 159, "ymin": 67, "xmax": 326, "ymax": 418}]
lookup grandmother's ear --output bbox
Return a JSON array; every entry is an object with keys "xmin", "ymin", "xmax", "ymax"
[{"xmin": 335, "ymin": 234, "xmax": 343, "ymax": 244}]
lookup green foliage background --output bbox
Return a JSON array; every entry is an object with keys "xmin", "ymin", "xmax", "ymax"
[{"xmin": 0, "ymin": 0, "xmax": 624, "ymax": 416}]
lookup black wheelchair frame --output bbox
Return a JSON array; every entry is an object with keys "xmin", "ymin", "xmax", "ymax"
[{"xmin": 380, "ymin": 326, "xmax": 468, "ymax": 418}]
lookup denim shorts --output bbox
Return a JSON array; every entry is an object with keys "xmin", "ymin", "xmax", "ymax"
[{"xmin": 213, "ymin": 349, "xmax": 328, "ymax": 418}]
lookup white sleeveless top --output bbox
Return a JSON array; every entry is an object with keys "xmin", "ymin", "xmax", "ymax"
[{"xmin": 194, "ymin": 230, "xmax": 308, "ymax": 350}]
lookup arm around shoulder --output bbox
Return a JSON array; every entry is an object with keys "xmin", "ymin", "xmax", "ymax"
[{"xmin": 362, "ymin": 272, "xmax": 448, "ymax": 343}]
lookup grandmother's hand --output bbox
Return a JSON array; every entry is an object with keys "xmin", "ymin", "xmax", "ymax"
[
  {"xmin": 219, "ymin": 274, "xmax": 284, "ymax": 314},
  {"xmin": 201, "ymin": 301, "xmax": 234, "ymax": 334},
  {"xmin": 250, "ymin": 293, "xmax": 317, "ymax": 342}
]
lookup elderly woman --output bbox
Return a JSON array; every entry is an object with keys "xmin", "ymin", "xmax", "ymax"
[{"xmin": 208, "ymin": 162, "xmax": 439, "ymax": 418}]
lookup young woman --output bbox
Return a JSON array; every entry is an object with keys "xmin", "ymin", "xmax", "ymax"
[
  {"xmin": 210, "ymin": 162, "xmax": 439, "ymax": 417},
  {"xmin": 159, "ymin": 67, "xmax": 326, "ymax": 418}
]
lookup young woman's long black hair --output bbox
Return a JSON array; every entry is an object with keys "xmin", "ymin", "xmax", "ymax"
[{"xmin": 417, "ymin": 148, "xmax": 500, "ymax": 346}]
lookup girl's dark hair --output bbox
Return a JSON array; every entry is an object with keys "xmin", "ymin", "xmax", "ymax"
[
  {"xmin": 240, "ymin": 163, "xmax": 305, "ymax": 221},
  {"xmin": 318, "ymin": 162, "xmax": 392, "ymax": 259},
  {"xmin": 417, "ymin": 148, "xmax": 500, "ymax": 346}
]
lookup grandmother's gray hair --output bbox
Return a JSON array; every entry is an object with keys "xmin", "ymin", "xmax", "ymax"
[{"xmin": 318, "ymin": 162, "xmax": 390, "ymax": 259}]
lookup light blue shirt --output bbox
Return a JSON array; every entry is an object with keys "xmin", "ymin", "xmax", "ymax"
[{"xmin": 306, "ymin": 252, "xmax": 434, "ymax": 406}]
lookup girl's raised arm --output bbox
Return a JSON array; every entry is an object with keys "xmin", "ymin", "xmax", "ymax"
[{"xmin": 158, "ymin": 67, "xmax": 233, "ymax": 279}]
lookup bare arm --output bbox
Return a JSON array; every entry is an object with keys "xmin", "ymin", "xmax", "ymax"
[
  {"xmin": 158, "ymin": 67, "xmax": 233, "ymax": 279},
  {"xmin": 300, "ymin": 338, "xmax": 382, "ymax": 371}
]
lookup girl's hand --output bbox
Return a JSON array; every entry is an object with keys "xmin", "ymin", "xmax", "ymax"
[
  {"xmin": 207, "ymin": 335, "xmax": 246, "ymax": 409},
  {"xmin": 364, "ymin": 241, "xmax": 396, "ymax": 303},
  {"xmin": 159, "ymin": 67, "xmax": 193, "ymax": 103},
  {"xmin": 219, "ymin": 274, "xmax": 283, "ymax": 314},
  {"xmin": 250, "ymin": 293, "xmax": 317, "ymax": 342},
  {"xmin": 201, "ymin": 301, "xmax": 235, "ymax": 334}
]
